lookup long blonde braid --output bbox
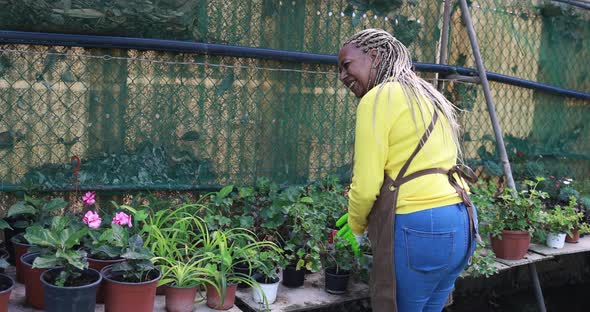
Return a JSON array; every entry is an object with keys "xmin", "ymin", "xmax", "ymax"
[{"xmin": 343, "ymin": 28, "xmax": 463, "ymax": 159}]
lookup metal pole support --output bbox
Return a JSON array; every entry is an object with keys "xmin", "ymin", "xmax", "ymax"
[{"xmin": 458, "ymin": 0, "xmax": 546, "ymax": 311}]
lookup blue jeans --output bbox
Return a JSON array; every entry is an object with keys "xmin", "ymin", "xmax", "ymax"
[{"xmin": 395, "ymin": 203, "xmax": 477, "ymax": 312}]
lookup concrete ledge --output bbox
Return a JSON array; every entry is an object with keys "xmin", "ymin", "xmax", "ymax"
[{"xmin": 236, "ymin": 271, "xmax": 369, "ymax": 312}]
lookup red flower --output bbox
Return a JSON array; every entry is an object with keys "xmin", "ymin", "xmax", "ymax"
[{"xmin": 517, "ymin": 152, "xmax": 525, "ymax": 157}]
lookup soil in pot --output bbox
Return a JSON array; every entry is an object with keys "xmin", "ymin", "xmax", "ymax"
[
  {"xmin": 165, "ymin": 285, "xmax": 198, "ymax": 312},
  {"xmin": 490, "ymin": 230, "xmax": 530, "ymax": 260},
  {"xmin": 0, "ymin": 273, "xmax": 15, "ymax": 312},
  {"xmin": 566, "ymin": 229, "xmax": 580, "ymax": 243},
  {"xmin": 282, "ymin": 265, "xmax": 304, "ymax": 288},
  {"xmin": 252, "ymin": 274, "xmax": 280, "ymax": 304},
  {"xmin": 324, "ymin": 267, "xmax": 350, "ymax": 294},
  {"xmin": 12, "ymin": 234, "xmax": 33, "ymax": 283},
  {"xmin": 22, "ymin": 252, "xmax": 59, "ymax": 310},
  {"xmin": 88, "ymin": 256, "xmax": 124, "ymax": 304},
  {"xmin": 206, "ymin": 283, "xmax": 238, "ymax": 310},
  {"xmin": 101, "ymin": 265, "xmax": 161, "ymax": 312},
  {"xmin": 41, "ymin": 268, "xmax": 102, "ymax": 312}
]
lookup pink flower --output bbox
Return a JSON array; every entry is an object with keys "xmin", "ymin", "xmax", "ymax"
[
  {"xmin": 555, "ymin": 183, "xmax": 560, "ymax": 187},
  {"xmin": 112, "ymin": 212, "xmax": 132, "ymax": 228},
  {"xmin": 82, "ymin": 210, "xmax": 102, "ymax": 229},
  {"xmin": 82, "ymin": 191, "xmax": 96, "ymax": 206}
]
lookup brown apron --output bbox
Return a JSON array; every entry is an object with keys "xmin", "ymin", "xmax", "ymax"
[{"xmin": 366, "ymin": 111, "xmax": 478, "ymax": 312}]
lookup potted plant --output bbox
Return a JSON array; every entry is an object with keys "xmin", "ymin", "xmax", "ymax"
[
  {"xmin": 485, "ymin": 179, "xmax": 546, "ymax": 260},
  {"xmin": 24, "ymin": 215, "xmax": 101, "ymax": 312},
  {"xmin": 156, "ymin": 254, "xmax": 211, "ymax": 312},
  {"xmin": 6, "ymin": 196, "xmax": 67, "ymax": 282},
  {"xmin": 0, "ymin": 255, "xmax": 14, "ymax": 312},
  {"xmin": 323, "ymin": 236, "xmax": 355, "ymax": 294},
  {"xmin": 197, "ymin": 226, "xmax": 274, "ymax": 310},
  {"xmin": 543, "ymin": 197, "xmax": 585, "ymax": 248},
  {"xmin": 150, "ymin": 214, "xmax": 210, "ymax": 312},
  {"xmin": 251, "ymin": 248, "xmax": 284, "ymax": 305},
  {"xmin": 101, "ymin": 234, "xmax": 159, "ymax": 312},
  {"xmin": 280, "ymin": 193, "xmax": 324, "ymax": 287},
  {"xmin": 562, "ymin": 197, "xmax": 590, "ymax": 243}
]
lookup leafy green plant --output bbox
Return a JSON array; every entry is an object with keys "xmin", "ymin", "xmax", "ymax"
[
  {"xmin": 483, "ymin": 178, "xmax": 547, "ymax": 239},
  {"xmin": 196, "ymin": 225, "xmax": 278, "ymax": 304},
  {"xmin": 463, "ymin": 241, "xmax": 499, "ymax": 278},
  {"xmin": 542, "ymin": 197, "xmax": 587, "ymax": 237},
  {"xmin": 109, "ymin": 234, "xmax": 156, "ymax": 283},
  {"xmin": 324, "ymin": 236, "xmax": 355, "ymax": 274},
  {"xmin": 252, "ymin": 248, "xmax": 284, "ymax": 282},
  {"xmin": 24, "ymin": 215, "xmax": 89, "ymax": 286},
  {"xmin": 7, "ymin": 195, "xmax": 67, "ymax": 230},
  {"xmin": 155, "ymin": 255, "xmax": 211, "ymax": 288},
  {"xmin": 282, "ymin": 192, "xmax": 324, "ymax": 272}
]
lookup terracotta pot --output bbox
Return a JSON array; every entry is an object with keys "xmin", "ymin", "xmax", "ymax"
[
  {"xmin": 88, "ymin": 257, "xmax": 124, "ymax": 304},
  {"xmin": 491, "ymin": 230, "xmax": 530, "ymax": 260},
  {"xmin": 12, "ymin": 236, "xmax": 33, "ymax": 283},
  {"xmin": 156, "ymin": 283, "xmax": 170, "ymax": 295},
  {"xmin": 0, "ymin": 273, "xmax": 15, "ymax": 312},
  {"xmin": 566, "ymin": 229, "xmax": 580, "ymax": 243},
  {"xmin": 101, "ymin": 265, "xmax": 160, "ymax": 312},
  {"xmin": 22, "ymin": 252, "xmax": 58, "ymax": 309},
  {"xmin": 165, "ymin": 285, "xmax": 198, "ymax": 312},
  {"xmin": 206, "ymin": 283, "xmax": 237, "ymax": 310}
]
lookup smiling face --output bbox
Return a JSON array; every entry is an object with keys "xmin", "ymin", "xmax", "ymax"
[{"xmin": 338, "ymin": 44, "xmax": 377, "ymax": 98}]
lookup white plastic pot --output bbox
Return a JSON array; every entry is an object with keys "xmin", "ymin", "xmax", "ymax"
[
  {"xmin": 252, "ymin": 278, "xmax": 280, "ymax": 304},
  {"xmin": 546, "ymin": 232, "xmax": 566, "ymax": 249}
]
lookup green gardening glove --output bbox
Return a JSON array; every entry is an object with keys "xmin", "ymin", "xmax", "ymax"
[{"xmin": 336, "ymin": 213, "xmax": 361, "ymax": 257}]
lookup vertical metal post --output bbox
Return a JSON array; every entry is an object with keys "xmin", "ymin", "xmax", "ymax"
[
  {"xmin": 458, "ymin": 1, "xmax": 545, "ymax": 311},
  {"xmin": 437, "ymin": 0, "xmax": 453, "ymax": 92},
  {"xmin": 457, "ymin": 0, "xmax": 515, "ymax": 190}
]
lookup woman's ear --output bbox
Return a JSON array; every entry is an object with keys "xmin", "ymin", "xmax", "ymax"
[{"xmin": 369, "ymin": 49, "xmax": 380, "ymax": 67}]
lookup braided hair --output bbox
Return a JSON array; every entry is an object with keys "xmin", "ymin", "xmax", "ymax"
[{"xmin": 343, "ymin": 28, "xmax": 463, "ymax": 159}]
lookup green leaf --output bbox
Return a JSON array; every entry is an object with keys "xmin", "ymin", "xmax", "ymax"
[
  {"xmin": 43, "ymin": 198, "xmax": 67, "ymax": 213},
  {"xmin": 24, "ymin": 195, "xmax": 44, "ymax": 208},
  {"xmin": 217, "ymin": 185, "xmax": 234, "ymax": 199},
  {"xmin": 51, "ymin": 215, "xmax": 70, "ymax": 231},
  {"xmin": 129, "ymin": 234, "xmax": 144, "ymax": 250},
  {"xmin": 24, "ymin": 226, "xmax": 59, "ymax": 247},
  {"xmin": 64, "ymin": 228, "xmax": 90, "ymax": 249},
  {"xmin": 56, "ymin": 249, "xmax": 87, "ymax": 270},
  {"xmin": 0, "ymin": 258, "xmax": 9, "ymax": 269},
  {"xmin": 93, "ymin": 245, "xmax": 122, "ymax": 258},
  {"xmin": 0, "ymin": 219, "xmax": 12, "ymax": 230},
  {"xmin": 7, "ymin": 202, "xmax": 37, "ymax": 217},
  {"xmin": 111, "ymin": 224, "xmax": 128, "ymax": 246},
  {"xmin": 299, "ymin": 197, "xmax": 314, "ymax": 204},
  {"xmin": 133, "ymin": 209, "xmax": 148, "ymax": 223},
  {"xmin": 33, "ymin": 255, "xmax": 62, "ymax": 268},
  {"xmin": 121, "ymin": 250, "xmax": 153, "ymax": 260}
]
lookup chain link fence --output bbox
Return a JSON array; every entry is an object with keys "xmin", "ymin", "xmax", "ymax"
[{"xmin": 0, "ymin": 0, "xmax": 588, "ymax": 192}]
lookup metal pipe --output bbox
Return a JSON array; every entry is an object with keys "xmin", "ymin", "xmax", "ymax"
[
  {"xmin": 437, "ymin": 0, "xmax": 453, "ymax": 91},
  {"xmin": 459, "ymin": 2, "xmax": 545, "ymax": 312},
  {"xmin": 459, "ymin": 0, "xmax": 516, "ymax": 190},
  {"xmin": 528, "ymin": 263, "xmax": 548, "ymax": 312},
  {"xmin": 0, "ymin": 30, "xmax": 588, "ymax": 100},
  {"xmin": 551, "ymin": 0, "xmax": 590, "ymax": 10}
]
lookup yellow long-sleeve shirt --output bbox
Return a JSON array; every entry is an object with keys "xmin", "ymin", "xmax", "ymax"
[{"xmin": 348, "ymin": 82, "xmax": 464, "ymax": 235}]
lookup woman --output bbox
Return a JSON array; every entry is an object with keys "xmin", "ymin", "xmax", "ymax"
[{"xmin": 336, "ymin": 29, "xmax": 478, "ymax": 312}]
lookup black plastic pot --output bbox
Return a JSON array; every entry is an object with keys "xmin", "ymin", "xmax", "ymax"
[
  {"xmin": 324, "ymin": 267, "xmax": 350, "ymax": 294},
  {"xmin": 41, "ymin": 268, "xmax": 102, "ymax": 312},
  {"xmin": 233, "ymin": 264, "xmax": 253, "ymax": 289},
  {"xmin": 282, "ymin": 265, "xmax": 304, "ymax": 288}
]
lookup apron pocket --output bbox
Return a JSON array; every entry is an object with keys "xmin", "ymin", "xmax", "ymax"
[{"xmin": 403, "ymin": 227, "xmax": 455, "ymax": 273}]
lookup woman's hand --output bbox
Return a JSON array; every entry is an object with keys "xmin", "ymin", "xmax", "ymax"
[{"xmin": 336, "ymin": 213, "xmax": 362, "ymax": 257}]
